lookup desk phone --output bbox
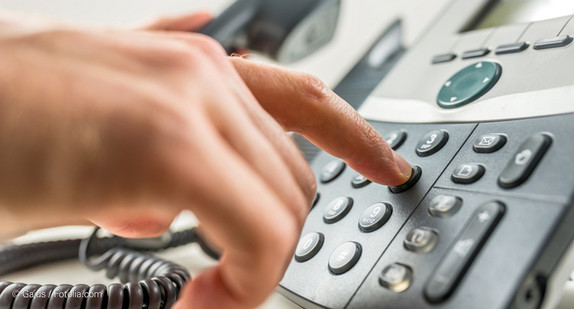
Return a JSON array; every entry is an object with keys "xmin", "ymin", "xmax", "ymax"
[{"xmin": 279, "ymin": 0, "xmax": 574, "ymax": 308}]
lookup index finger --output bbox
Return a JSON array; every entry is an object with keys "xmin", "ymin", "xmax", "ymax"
[{"xmin": 230, "ymin": 58, "xmax": 412, "ymax": 186}]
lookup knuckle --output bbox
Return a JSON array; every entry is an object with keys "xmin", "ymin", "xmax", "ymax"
[
  {"xmin": 300, "ymin": 73, "xmax": 331, "ymax": 104},
  {"xmin": 189, "ymin": 34, "xmax": 228, "ymax": 57}
]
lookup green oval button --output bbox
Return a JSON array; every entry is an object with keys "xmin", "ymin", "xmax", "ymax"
[{"xmin": 437, "ymin": 61, "xmax": 502, "ymax": 109}]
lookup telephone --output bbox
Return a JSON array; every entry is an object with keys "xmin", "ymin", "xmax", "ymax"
[
  {"xmin": 278, "ymin": 0, "xmax": 574, "ymax": 308},
  {"xmin": 2, "ymin": 1, "xmax": 574, "ymax": 309}
]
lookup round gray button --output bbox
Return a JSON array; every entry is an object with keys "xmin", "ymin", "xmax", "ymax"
[
  {"xmin": 404, "ymin": 227, "xmax": 439, "ymax": 254},
  {"xmin": 358, "ymin": 203, "xmax": 392, "ymax": 233},
  {"xmin": 328, "ymin": 242, "xmax": 362, "ymax": 275},
  {"xmin": 379, "ymin": 263, "xmax": 413, "ymax": 292},
  {"xmin": 384, "ymin": 130, "xmax": 407, "ymax": 150},
  {"xmin": 351, "ymin": 174, "xmax": 371, "ymax": 188},
  {"xmin": 429, "ymin": 195, "xmax": 462, "ymax": 218},
  {"xmin": 320, "ymin": 160, "xmax": 346, "ymax": 183},
  {"xmin": 295, "ymin": 232, "xmax": 324, "ymax": 262},
  {"xmin": 323, "ymin": 197, "xmax": 353, "ymax": 223}
]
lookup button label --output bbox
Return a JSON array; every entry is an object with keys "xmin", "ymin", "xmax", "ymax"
[
  {"xmin": 515, "ymin": 149, "xmax": 533, "ymax": 165},
  {"xmin": 478, "ymin": 210, "xmax": 490, "ymax": 223},
  {"xmin": 479, "ymin": 136, "xmax": 496, "ymax": 146},
  {"xmin": 456, "ymin": 165, "xmax": 473, "ymax": 177},
  {"xmin": 453, "ymin": 239, "xmax": 474, "ymax": 257}
]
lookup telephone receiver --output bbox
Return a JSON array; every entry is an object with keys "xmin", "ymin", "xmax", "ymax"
[{"xmin": 198, "ymin": 0, "xmax": 341, "ymax": 63}]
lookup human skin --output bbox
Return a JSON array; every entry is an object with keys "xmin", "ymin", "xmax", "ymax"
[{"xmin": 0, "ymin": 12, "xmax": 412, "ymax": 309}]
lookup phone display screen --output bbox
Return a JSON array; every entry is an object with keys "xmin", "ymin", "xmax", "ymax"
[{"xmin": 471, "ymin": 0, "xmax": 574, "ymax": 30}]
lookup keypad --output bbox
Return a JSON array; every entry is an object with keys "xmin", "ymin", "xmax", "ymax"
[{"xmin": 283, "ymin": 116, "xmax": 567, "ymax": 309}]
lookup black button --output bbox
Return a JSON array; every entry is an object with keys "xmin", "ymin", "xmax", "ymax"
[
  {"xmin": 323, "ymin": 197, "xmax": 353, "ymax": 223},
  {"xmin": 473, "ymin": 134, "xmax": 507, "ymax": 153},
  {"xmin": 498, "ymin": 133, "xmax": 552, "ymax": 188},
  {"xmin": 425, "ymin": 201, "xmax": 505, "ymax": 303},
  {"xmin": 416, "ymin": 130, "xmax": 449, "ymax": 157},
  {"xmin": 389, "ymin": 165, "xmax": 422, "ymax": 194},
  {"xmin": 312, "ymin": 193, "xmax": 320, "ymax": 208},
  {"xmin": 429, "ymin": 195, "xmax": 462, "ymax": 218},
  {"xmin": 379, "ymin": 263, "xmax": 413, "ymax": 292},
  {"xmin": 533, "ymin": 35, "xmax": 573, "ymax": 50},
  {"xmin": 404, "ymin": 227, "xmax": 439, "ymax": 254},
  {"xmin": 461, "ymin": 48, "xmax": 490, "ymax": 59},
  {"xmin": 432, "ymin": 53, "xmax": 456, "ymax": 64},
  {"xmin": 351, "ymin": 174, "xmax": 371, "ymax": 188},
  {"xmin": 358, "ymin": 202, "xmax": 392, "ymax": 233},
  {"xmin": 295, "ymin": 232, "xmax": 324, "ymax": 262},
  {"xmin": 384, "ymin": 130, "xmax": 407, "ymax": 150},
  {"xmin": 451, "ymin": 164, "xmax": 485, "ymax": 184},
  {"xmin": 320, "ymin": 160, "xmax": 346, "ymax": 183},
  {"xmin": 328, "ymin": 242, "xmax": 362, "ymax": 275},
  {"xmin": 495, "ymin": 41, "xmax": 529, "ymax": 55}
]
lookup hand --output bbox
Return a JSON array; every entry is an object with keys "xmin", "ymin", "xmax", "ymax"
[{"xmin": 0, "ymin": 12, "xmax": 411, "ymax": 309}]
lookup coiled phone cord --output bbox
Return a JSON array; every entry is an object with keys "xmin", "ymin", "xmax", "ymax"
[{"xmin": 0, "ymin": 227, "xmax": 219, "ymax": 309}]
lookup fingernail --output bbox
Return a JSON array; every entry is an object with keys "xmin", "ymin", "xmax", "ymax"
[{"xmin": 393, "ymin": 151, "xmax": 412, "ymax": 181}]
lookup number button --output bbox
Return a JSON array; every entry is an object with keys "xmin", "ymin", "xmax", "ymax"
[
  {"xmin": 416, "ymin": 130, "xmax": 449, "ymax": 157},
  {"xmin": 295, "ymin": 232, "xmax": 324, "ymax": 262},
  {"xmin": 351, "ymin": 174, "xmax": 371, "ymax": 188},
  {"xmin": 320, "ymin": 160, "xmax": 346, "ymax": 183},
  {"xmin": 358, "ymin": 203, "xmax": 393, "ymax": 232},
  {"xmin": 323, "ymin": 197, "xmax": 353, "ymax": 223},
  {"xmin": 328, "ymin": 242, "xmax": 362, "ymax": 275}
]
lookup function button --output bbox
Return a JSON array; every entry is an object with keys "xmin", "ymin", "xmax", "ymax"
[
  {"xmin": 498, "ymin": 133, "xmax": 552, "ymax": 188},
  {"xmin": 389, "ymin": 165, "xmax": 422, "ymax": 194},
  {"xmin": 328, "ymin": 242, "xmax": 362, "ymax": 275},
  {"xmin": 437, "ymin": 61, "xmax": 502, "ymax": 109},
  {"xmin": 351, "ymin": 174, "xmax": 371, "ymax": 188},
  {"xmin": 358, "ymin": 202, "xmax": 393, "ymax": 233},
  {"xmin": 404, "ymin": 227, "xmax": 439, "ymax": 254},
  {"xmin": 461, "ymin": 48, "xmax": 490, "ymax": 59},
  {"xmin": 379, "ymin": 263, "xmax": 413, "ymax": 293},
  {"xmin": 429, "ymin": 195, "xmax": 462, "ymax": 218},
  {"xmin": 533, "ymin": 35, "xmax": 573, "ymax": 50},
  {"xmin": 495, "ymin": 41, "xmax": 529, "ymax": 55},
  {"xmin": 320, "ymin": 160, "xmax": 346, "ymax": 183},
  {"xmin": 451, "ymin": 164, "xmax": 485, "ymax": 184},
  {"xmin": 425, "ymin": 201, "xmax": 505, "ymax": 303},
  {"xmin": 473, "ymin": 134, "xmax": 507, "ymax": 153},
  {"xmin": 323, "ymin": 197, "xmax": 353, "ymax": 223},
  {"xmin": 432, "ymin": 53, "xmax": 456, "ymax": 64},
  {"xmin": 295, "ymin": 232, "xmax": 324, "ymax": 262},
  {"xmin": 384, "ymin": 130, "xmax": 407, "ymax": 150},
  {"xmin": 416, "ymin": 130, "xmax": 449, "ymax": 157}
]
